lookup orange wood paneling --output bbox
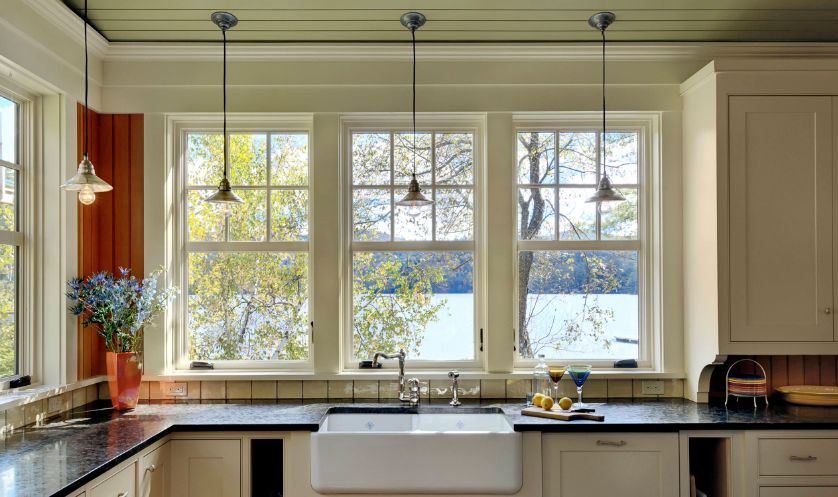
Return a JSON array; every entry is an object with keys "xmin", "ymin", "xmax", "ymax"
[
  {"xmin": 711, "ymin": 354, "xmax": 838, "ymax": 403},
  {"xmin": 76, "ymin": 104, "xmax": 144, "ymax": 379}
]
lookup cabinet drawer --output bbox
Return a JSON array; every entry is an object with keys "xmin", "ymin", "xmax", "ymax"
[
  {"xmin": 759, "ymin": 438, "xmax": 838, "ymax": 476},
  {"xmin": 761, "ymin": 488, "xmax": 838, "ymax": 497},
  {"xmin": 89, "ymin": 462, "xmax": 136, "ymax": 497}
]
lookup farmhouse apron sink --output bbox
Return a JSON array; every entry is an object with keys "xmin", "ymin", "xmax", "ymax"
[{"xmin": 310, "ymin": 408, "xmax": 523, "ymax": 494}]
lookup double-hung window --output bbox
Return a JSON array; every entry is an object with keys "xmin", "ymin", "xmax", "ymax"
[
  {"xmin": 346, "ymin": 119, "xmax": 482, "ymax": 367},
  {"xmin": 515, "ymin": 118, "xmax": 653, "ymax": 367},
  {"xmin": 180, "ymin": 125, "xmax": 311, "ymax": 368},
  {"xmin": 0, "ymin": 93, "xmax": 20, "ymax": 378}
]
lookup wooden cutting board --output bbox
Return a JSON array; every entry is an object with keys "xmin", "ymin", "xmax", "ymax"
[{"xmin": 521, "ymin": 406, "xmax": 605, "ymax": 421}]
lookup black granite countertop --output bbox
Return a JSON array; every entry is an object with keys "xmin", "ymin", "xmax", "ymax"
[{"xmin": 4, "ymin": 398, "xmax": 838, "ymax": 497}]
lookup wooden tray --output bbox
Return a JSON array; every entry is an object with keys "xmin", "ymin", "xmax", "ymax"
[
  {"xmin": 777, "ymin": 385, "xmax": 838, "ymax": 406},
  {"xmin": 521, "ymin": 406, "xmax": 605, "ymax": 421}
]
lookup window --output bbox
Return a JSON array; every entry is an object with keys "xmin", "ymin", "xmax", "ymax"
[
  {"xmin": 181, "ymin": 129, "xmax": 310, "ymax": 367},
  {"xmin": 347, "ymin": 124, "xmax": 480, "ymax": 366},
  {"xmin": 516, "ymin": 123, "xmax": 647, "ymax": 365},
  {"xmin": 0, "ymin": 94, "xmax": 20, "ymax": 378}
]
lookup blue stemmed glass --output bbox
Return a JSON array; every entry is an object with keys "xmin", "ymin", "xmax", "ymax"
[{"xmin": 568, "ymin": 364, "xmax": 593, "ymax": 409}]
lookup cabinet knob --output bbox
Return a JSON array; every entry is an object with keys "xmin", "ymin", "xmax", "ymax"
[
  {"xmin": 145, "ymin": 464, "xmax": 156, "ymax": 473},
  {"xmin": 596, "ymin": 440, "xmax": 627, "ymax": 447},
  {"xmin": 826, "ymin": 307, "xmax": 832, "ymax": 315}
]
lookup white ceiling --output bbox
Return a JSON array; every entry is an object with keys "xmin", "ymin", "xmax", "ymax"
[{"xmin": 62, "ymin": 0, "xmax": 838, "ymax": 43}]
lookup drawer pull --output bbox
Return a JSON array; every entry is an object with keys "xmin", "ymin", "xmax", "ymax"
[
  {"xmin": 117, "ymin": 492, "xmax": 128, "ymax": 497},
  {"xmin": 145, "ymin": 464, "xmax": 156, "ymax": 473},
  {"xmin": 789, "ymin": 455, "xmax": 818, "ymax": 462},
  {"xmin": 596, "ymin": 440, "xmax": 627, "ymax": 447}
]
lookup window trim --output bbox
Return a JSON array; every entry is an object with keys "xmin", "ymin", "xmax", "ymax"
[
  {"xmin": 512, "ymin": 113, "xmax": 661, "ymax": 371},
  {"xmin": 340, "ymin": 114, "xmax": 486, "ymax": 371},
  {"xmin": 170, "ymin": 114, "xmax": 314, "ymax": 371}
]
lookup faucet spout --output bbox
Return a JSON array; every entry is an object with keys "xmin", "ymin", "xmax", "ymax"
[{"xmin": 371, "ymin": 349, "xmax": 413, "ymax": 403}]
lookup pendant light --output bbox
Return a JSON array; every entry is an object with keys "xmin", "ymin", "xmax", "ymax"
[
  {"xmin": 395, "ymin": 12, "xmax": 433, "ymax": 217},
  {"xmin": 586, "ymin": 12, "xmax": 625, "ymax": 204},
  {"xmin": 205, "ymin": 11, "xmax": 244, "ymax": 215},
  {"xmin": 60, "ymin": 0, "xmax": 112, "ymax": 205}
]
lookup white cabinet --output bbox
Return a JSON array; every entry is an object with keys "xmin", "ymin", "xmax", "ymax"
[
  {"xmin": 542, "ymin": 433, "xmax": 679, "ymax": 497},
  {"xmin": 747, "ymin": 431, "xmax": 838, "ymax": 497},
  {"xmin": 140, "ymin": 442, "xmax": 170, "ymax": 497},
  {"xmin": 89, "ymin": 461, "xmax": 136, "ymax": 497},
  {"xmin": 682, "ymin": 60, "xmax": 838, "ymax": 401},
  {"xmin": 761, "ymin": 488, "xmax": 838, "ymax": 497},
  {"xmin": 170, "ymin": 439, "xmax": 241, "ymax": 497},
  {"xmin": 728, "ymin": 96, "xmax": 834, "ymax": 343}
]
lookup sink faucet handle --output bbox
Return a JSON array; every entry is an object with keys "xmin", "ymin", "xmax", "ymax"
[{"xmin": 407, "ymin": 378, "xmax": 421, "ymax": 405}]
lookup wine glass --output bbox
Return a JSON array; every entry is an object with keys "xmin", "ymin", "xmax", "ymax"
[
  {"xmin": 568, "ymin": 364, "xmax": 593, "ymax": 409},
  {"xmin": 547, "ymin": 366, "xmax": 566, "ymax": 403}
]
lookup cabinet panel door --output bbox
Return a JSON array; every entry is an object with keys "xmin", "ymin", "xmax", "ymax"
[
  {"xmin": 761, "ymin": 488, "xmax": 838, "ymax": 497},
  {"xmin": 140, "ymin": 442, "xmax": 170, "ymax": 497},
  {"xmin": 170, "ymin": 439, "xmax": 241, "ymax": 497},
  {"xmin": 542, "ymin": 433, "xmax": 678, "ymax": 497},
  {"xmin": 729, "ymin": 96, "xmax": 833, "ymax": 342}
]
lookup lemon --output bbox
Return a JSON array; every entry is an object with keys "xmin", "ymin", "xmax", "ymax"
[
  {"xmin": 558, "ymin": 397, "xmax": 573, "ymax": 410},
  {"xmin": 541, "ymin": 396, "xmax": 555, "ymax": 411},
  {"xmin": 532, "ymin": 393, "xmax": 545, "ymax": 407}
]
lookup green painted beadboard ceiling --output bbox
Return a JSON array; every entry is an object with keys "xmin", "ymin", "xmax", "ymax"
[{"xmin": 62, "ymin": 0, "xmax": 838, "ymax": 43}]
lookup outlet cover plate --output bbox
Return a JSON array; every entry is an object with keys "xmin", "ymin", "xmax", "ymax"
[
  {"xmin": 641, "ymin": 380, "xmax": 664, "ymax": 395},
  {"xmin": 163, "ymin": 382, "xmax": 187, "ymax": 397}
]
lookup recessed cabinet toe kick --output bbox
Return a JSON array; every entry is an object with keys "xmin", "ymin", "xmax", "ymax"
[{"xmin": 310, "ymin": 411, "xmax": 523, "ymax": 494}]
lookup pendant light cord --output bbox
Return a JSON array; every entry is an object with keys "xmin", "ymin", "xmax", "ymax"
[
  {"xmin": 83, "ymin": 0, "xmax": 89, "ymax": 159},
  {"xmin": 601, "ymin": 26, "xmax": 607, "ymax": 179},
  {"xmin": 411, "ymin": 27, "xmax": 417, "ymax": 178},
  {"xmin": 222, "ymin": 27, "xmax": 228, "ymax": 181}
]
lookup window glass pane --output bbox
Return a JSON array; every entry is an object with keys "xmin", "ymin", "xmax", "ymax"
[
  {"xmin": 0, "ymin": 167, "xmax": 15, "ymax": 231},
  {"xmin": 188, "ymin": 252, "xmax": 309, "ymax": 361},
  {"xmin": 518, "ymin": 187, "xmax": 555, "ymax": 241},
  {"xmin": 394, "ymin": 132, "xmax": 432, "ymax": 186},
  {"xmin": 604, "ymin": 132, "xmax": 638, "ymax": 184},
  {"xmin": 517, "ymin": 132, "xmax": 555, "ymax": 185},
  {"xmin": 186, "ymin": 133, "xmax": 223, "ymax": 186},
  {"xmin": 352, "ymin": 251, "xmax": 474, "ymax": 361},
  {"xmin": 353, "ymin": 188, "xmax": 390, "ymax": 241},
  {"xmin": 436, "ymin": 133, "xmax": 473, "ymax": 185},
  {"xmin": 270, "ymin": 133, "xmax": 308, "ymax": 186},
  {"xmin": 187, "ymin": 190, "xmax": 224, "ymax": 242},
  {"xmin": 394, "ymin": 188, "xmax": 432, "ymax": 241},
  {"xmin": 229, "ymin": 190, "xmax": 267, "ymax": 241},
  {"xmin": 0, "ymin": 244, "xmax": 15, "ymax": 377},
  {"xmin": 558, "ymin": 188, "xmax": 596, "ymax": 241},
  {"xmin": 558, "ymin": 132, "xmax": 598, "ymax": 184},
  {"xmin": 600, "ymin": 188, "xmax": 638, "ymax": 240},
  {"xmin": 229, "ymin": 133, "xmax": 267, "ymax": 186},
  {"xmin": 436, "ymin": 188, "xmax": 473, "ymax": 241},
  {"xmin": 0, "ymin": 96, "xmax": 16, "ymax": 164},
  {"xmin": 352, "ymin": 133, "xmax": 391, "ymax": 185},
  {"xmin": 270, "ymin": 190, "xmax": 308, "ymax": 241},
  {"xmin": 517, "ymin": 250, "xmax": 638, "ymax": 361}
]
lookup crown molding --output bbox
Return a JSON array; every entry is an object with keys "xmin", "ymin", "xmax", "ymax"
[
  {"xmin": 104, "ymin": 42, "xmax": 838, "ymax": 63},
  {"xmin": 27, "ymin": 0, "xmax": 108, "ymax": 58}
]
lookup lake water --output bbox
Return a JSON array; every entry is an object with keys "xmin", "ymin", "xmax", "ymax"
[{"xmin": 415, "ymin": 293, "xmax": 639, "ymax": 361}]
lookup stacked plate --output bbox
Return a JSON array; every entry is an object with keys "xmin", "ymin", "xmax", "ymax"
[
  {"xmin": 777, "ymin": 385, "xmax": 838, "ymax": 406},
  {"xmin": 727, "ymin": 375, "xmax": 768, "ymax": 397}
]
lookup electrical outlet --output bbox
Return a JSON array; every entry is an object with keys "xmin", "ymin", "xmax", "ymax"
[
  {"xmin": 163, "ymin": 382, "xmax": 187, "ymax": 397},
  {"xmin": 641, "ymin": 380, "xmax": 664, "ymax": 395}
]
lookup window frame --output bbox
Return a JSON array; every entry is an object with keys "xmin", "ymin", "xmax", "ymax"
[
  {"xmin": 512, "ymin": 114, "xmax": 660, "ymax": 370},
  {"xmin": 172, "ymin": 115, "xmax": 314, "ymax": 371},
  {"xmin": 341, "ymin": 114, "xmax": 486, "ymax": 371}
]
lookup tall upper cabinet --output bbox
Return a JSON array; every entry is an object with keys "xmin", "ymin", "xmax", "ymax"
[{"xmin": 682, "ymin": 59, "xmax": 838, "ymax": 401}]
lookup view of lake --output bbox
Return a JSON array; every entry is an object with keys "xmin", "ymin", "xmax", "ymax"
[{"xmin": 412, "ymin": 293, "xmax": 639, "ymax": 361}]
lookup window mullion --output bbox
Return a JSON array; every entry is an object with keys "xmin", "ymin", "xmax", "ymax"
[{"xmin": 266, "ymin": 132, "xmax": 273, "ymax": 242}]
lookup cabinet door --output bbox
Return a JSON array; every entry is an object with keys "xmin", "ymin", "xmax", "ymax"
[
  {"xmin": 89, "ymin": 462, "xmax": 136, "ymax": 497},
  {"xmin": 140, "ymin": 442, "xmax": 170, "ymax": 497},
  {"xmin": 170, "ymin": 439, "xmax": 241, "ymax": 497},
  {"xmin": 729, "ymin": 96, "xmax": 833, "ymax": 342},
  {"xmin": 542, "ymin": 433, "xmax": 679, "ymax": 497},
  {"xmin": 761, "ymin": 488, "xmax": 838, "ymax": 497}
]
